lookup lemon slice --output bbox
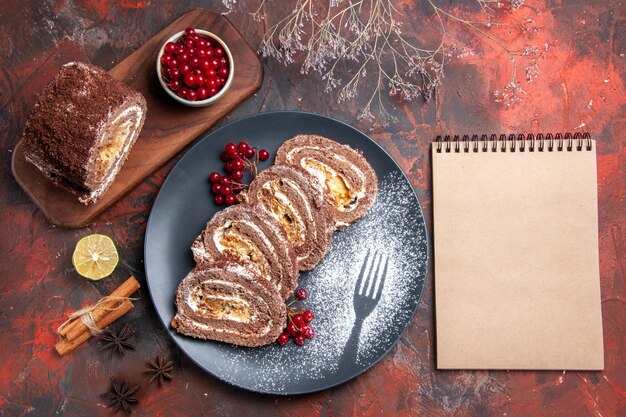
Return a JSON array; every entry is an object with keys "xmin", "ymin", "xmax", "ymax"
[{"xmin": 72, "ymin": 234, "xmax": 119, "ymax": 280}]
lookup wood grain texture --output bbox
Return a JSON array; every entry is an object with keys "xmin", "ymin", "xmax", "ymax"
[{"xmin": 11, "ymin": 9, "xmax": 263, "ymax": 227}]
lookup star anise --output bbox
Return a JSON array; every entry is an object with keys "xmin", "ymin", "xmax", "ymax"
[
  {"xmin": 102, "ymin": 378, "xmax": 139, "ymax": 416},
  {"xmin": 146, "ymin": 354, "xmax": 175, "ymax": 386},
  {"xmin": 99, "ymin": 323, "xmax": 135, "ymax": 357}
]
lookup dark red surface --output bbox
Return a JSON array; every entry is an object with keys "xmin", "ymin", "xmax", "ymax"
[{"xmin": 0, "ymin": 1, "xmax": 624, "ymax": 416}]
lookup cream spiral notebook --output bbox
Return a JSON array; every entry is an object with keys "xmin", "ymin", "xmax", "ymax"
[{"xmin": 432, "ymin": 133, "xmax": 604, "ymax": 370}]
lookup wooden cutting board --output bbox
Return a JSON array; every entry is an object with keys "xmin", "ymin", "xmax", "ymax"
[{"xmin": 11, "ymin": 9, "xmax": 263, "ymax": 228}]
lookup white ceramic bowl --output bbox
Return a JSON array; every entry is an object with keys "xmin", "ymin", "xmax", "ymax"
[{"xmin": 156, "ymin": 29, "xmax": 234, "ymax": 107}]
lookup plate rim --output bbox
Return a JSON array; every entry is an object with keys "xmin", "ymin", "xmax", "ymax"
[{"xmin": 144, "ymin": 110, "xmax": 430, "ymax": 395}]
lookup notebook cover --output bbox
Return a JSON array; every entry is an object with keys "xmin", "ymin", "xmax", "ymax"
[{"xmin": 432, "ymin": 138, "xmax": 604, "ymax": 370}]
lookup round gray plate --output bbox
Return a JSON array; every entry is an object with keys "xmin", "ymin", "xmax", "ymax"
[{"xmin": 144, "ymin": 111, "xmax": 428, "ymax": 395}]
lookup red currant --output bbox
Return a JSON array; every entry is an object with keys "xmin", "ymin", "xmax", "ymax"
[
  {"xmin": 214, "ymin": 194, "xmax": 224, "ymax": 205},
  {"xmin": 178, "ymin": 52, "xmax": 189, "ymax": 63},
  {"xmin": 286, "ymin": 323, "xmax": 298, "ymax": 336},
  {"xmin": 214, "ymin": 47, "xmax": 225, "ymax": 58},
  {"xmin": 183, "ymin": 38, "xmax": 194, "ymax": 49},
  {"xmin": 301, "ymin": 325, "xmax": 314, "ymax": 339},
  {"xmin": 169, "ymin": 68, "xmax": 181, "ymax": 79},
  {"xmin": 303, "ymin": 310, "xmax": 314, "ymax": 322},
  {"xmin": 219, "ymin": 176, "xmax": 230, "ymax": 186},
  {"xmin": 237, "ymin": 141, "xmax": 249, "ymax": 153},
  {"xmin": 196, "ymin": 74, "xmax": 206, "ymax": 87},
  {"xmin": 179, "ymin": 63, "xmax": 191, "ymax": 75},
  {"xmin": 160, "ymin": 54, "xmax": 172, "ymax": 67},
  {"xmin": 225, "ymin": 143, "xmax": 238, "ymax": 156},
  {"xmin": 209, "ymin": 172, "xmax": 221, "ymax": 183},
  {"xmin": 224, "ymin": 161, "xmax": 233, "ymax": 172},
  {"xmin": 211, "ymin": 183, "xmax": 222, "ymax": 194},
  {"xmin": 277, "ymin": 333, "xmax": 289, "ymax": 346},
  {"xmin": 219, "ymin": 67, "xmax": 230, "ymax": 78},
  {"xmin": 177, "ymin": 87, "xmax": 188, "ymax": 99},
  {"xmin": 165, "ymin": 42, "xmax": 177, "ymax": 54},
  {"xmin": 294, "ymin": 334, "xmax": 305, "ymax": 346},
  {"xmin": 186, "ymin": 47, "xmax": 196, "ymax": 57},
  {"xmin": 186, "ymin": 89, "xmax": 197, "ymax": 101},
  {"xmin": 184, "ymin": 28, "xmax": 196, "ymax": 37},
  {"xmin": 206, "ymin": 69, "xmax": 217, "ymax": 78},
  {"xmin": 231, "ymin": 160, "xmax": 244, "ymax": 171},
  {"xmin": 244, "ymin": 148, "xmax": 255, "ymax": 159},
  {"xmin": 189, "ymin": 56, "xmax": 200, "ymax": 68},
  {"xmin": 195, "ymin": 38, "xmax": 207, "ymax": 49},
  {"xmin": 221, "ymin": 185, "xmax": 233, "ymax": 196},
  {"xmin": 225, "ymin": 194, "xmax": 236, "ymax": 206},
  {"xmin": 197, "ymin": 86, "xmax": 209, "ymax": 100},
  {"xmin": 258, "ymin": 149, "xmax": 270, "ymax": 161},
  {"xmin": 167, "ymin": 57, "xmax": 179, "ymax": 69},
  {"xmin": 208, "ymin": 87, "xmax": 219, "ymax": 97},
  {"xmin": 175, "ymin": 44, "xmax": 185, "ymax": 55},
  {"xmin": 219, "ymin": 57, "xmax": 228, "ymax": 67},
  {"xmin": 200, "ymin": 59, "xmax": 211, "ymax": 71},
  {"xmin": 196, "ymin": 48, "xmax": 207, "ymax": 59},
  {"xmin": 292, "ymin": 314, "xmax": 304, "ymax": 327},
  {"xmin": 220, "ymin": 151, "xmax": 231, "ymax": 162},
  {"xmin": 296, "ymin": 288, "xmax": 308, "ymax": 300},
  {"xmin": 209, "ymin": 58, "xmax": 220, "ymax": 68},
  {"xmin": 183, "ymin": 73, "xmax": 196, "ymax": 87},
  {"xmin": 231, "ymin": 170, "xmax": 244, "ymax": 181},
  {"xmin": 207, "ymin": 77, "xmax": 218, "ymax": 89},
  {"xmin": 169, "ymin": 79, "xmax": 181, "ymax": 91}
]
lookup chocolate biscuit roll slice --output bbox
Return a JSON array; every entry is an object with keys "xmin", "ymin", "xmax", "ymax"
[
  {"xmin": 191, "ymin": 205, "xmax": 298, "ymax": 300},
  {"xmin": 22, "ymin": 62, "xmax": 147, "ymax": 204},
  {"xmin": 243, "ymin": 164, "xmax": 334, "ymax": 271},
  {"xmin": 171, "ymin": 264, "xmax": 286, "ymax": 347},
  {"xmin": 275, "ymin": 134, "xmax": 378, "ymax": 230}
]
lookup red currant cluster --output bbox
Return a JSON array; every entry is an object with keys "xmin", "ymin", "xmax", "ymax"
[
  {"xmin": 277, "ymin": 288, "xmax": 315, "ymax": 347},
  {"xmin": 209, "ymin": 141, "xmax": 270, "ymax": 206},
  {"xmin": 160, "ymin": 28, "xmax": 230, "ymax": 101}
]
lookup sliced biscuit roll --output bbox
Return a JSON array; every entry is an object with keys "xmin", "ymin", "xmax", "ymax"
[
  {"xmin": 243, "ymin": 164, "xmax": 334, "ymax": 271},
  {"xmin": 171, "ymin": 264, "xmax": 286, "ymax": 347},
  {"xmin": 22, "ymin": 62, "xmax": 147, "ymax": 205},
  {"xmin": 191, "ymin": 205, "xmax": 298, "ymax": 300},
  {"xmin": 275, "ymin": 134, "xmax": 378, "ymax": 229}
]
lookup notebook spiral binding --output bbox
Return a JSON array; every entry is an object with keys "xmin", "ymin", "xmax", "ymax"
[{"xmin": 435, "ymin": 132, "xmax": 592, "ymax": 153}]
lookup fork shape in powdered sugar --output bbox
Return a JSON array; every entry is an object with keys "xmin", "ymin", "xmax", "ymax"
[{"xmin": 339, "ymin": 250, "xmax": 389, "ymax": 367}]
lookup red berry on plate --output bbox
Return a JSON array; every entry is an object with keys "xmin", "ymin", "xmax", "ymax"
[
  {"xmin": 292, "ymin": 314, "xmax": 304, "ymax": 327},
  {"xmin": 183, "ymin": 73, "xmax": 196, "ymax": 87},
  {"xmin": 231, "ymin": 159, "xmax": 244, "ymax": 171},
  {"xmin": 184, "ymin": 28, "xmax": 196, "ymax": 37},
  {"xmin": 175, "ymin": 44, "xmax": 185, "ymax": 55},
  {"xmin": 303, "ymin": 310, "xmax": 314, "ymax": 322},
  {"xmin": 225, "ymin": 194, "xmax": 236, "ymax": 206},
  {"xmin": 212, "ymin": 183, "xmax": 222, "ymax": 194},
  {"xmin": 209, "ymin": 172, "xmax": 221, "ymax": 183},
  {"xmin": 214, "ymin": 194, "xmax": 224, "ymax": 205},
  {"xmin": 286, "ymin": 322, "xmax": 298, "ymax": 336},
  {"xmin": 219, "ymin": 175, "xmax": 230, "ymax": 186},
  {"xmin": 219, "ymin": 67, "xmax": 230, "ymax": 78},
  {"xmin": 195, "ymin": 37, "xmax": 207, "ymax": 48},
  {"xmin": 189, "ymin": 56, "xmax": 200, "ymax": 68},
  {"xmin": 195, "ymin": 74, "xmax": 206, "ymax": 87},
  {"xmin": 220, "ymin": 151, "xmax": 231, "ymax": 162},
  {"xmin": 169, "ymin": 79, "xmax": 181, "ymax": 91},
  {"xmin": 208, "ymin": 87, "xmax": 219, "ymax": 97},
  {"xmin": 258, "ymin": 149, "xmax": 270, "ymax": 161},
  {"xmin": 179, "ymin": 63, "xmax": 191, "ymax": 75},
  {"xmin": 301, "ymin": 325, "xmax": 314, "ymax": 339},
  {"xmin": 219, "ymin": 57, "xmax": 228, "ymax": 67},
  {"xmin": 200, "ymin": 59, "xmax": 210, "ymax": 71},
  {"xmin": 224, "ymin": 161, "xmax": 233, "ymax": 172},
  {"xmin": 186, "ymin": 89, "xmax": 197, "ymax": 101},
  {"xmin": 231, "ymin": 170, "xmax": 244, "ymax": 181},
  {"xmin": 237, "ymin": 141, "xmax": 249, "ymax": 153},
  {"xmin": 277, "ymin": 333, "xmax": 289, "ymax": 346},
  {"xmin": 206, "ymin": 77, "xmax": 218, "ymax": 89},
  {"xmin": 221, "ymin": 185, "xmax": 233, "ymax": 196},
  {"xmin": 225, "ymin": 143, "xmax": 238, "ymax": 155},
  {"xmin": 296, "ymin": 287, "xmax": 308, "ymax": 300},
  {"xmin": 214, "ymin": 47, "xmax": 225, "ymax": 58},
  {"xmin": 244, "ymin": 148, "xmax": 255, "ymax": 159},
  {"xmin": 186, "ymin": 47, "xmax": 196, "ymax": 57},
  {"xmin": 205, "ymin": 47, "xmax": 214, "ymax": 59},
  {"xmin": 294, "ymin": 334, "xmax": 305, "ymax": 346},
  {"xmin": 209, "ymin": 58, "xmax": 220, "ymax": 68},
  {"xmin": 177, "ymin": 87, "xmax": 188, "ymax": 99},
  {"xmin": 197, "ymin": 86, "xmax": 209, "ymax": 100},
  {"xmin": 165, "ymin": 42, "xmax": 177, "ymax": 55},
  {"xmin": 193, "ymin": 68, "xmax": 202, "ymax": 76},
  {"xmin": 196, "ymin": 48, "xmax": 207, "ymax": 59},
  {"xmin": 206, "ymin": 68, "xmax": 217, "ymax": 78},
  {"xmin": 178, "ymin": 52, "xmax": 189, "ymax": 63}
]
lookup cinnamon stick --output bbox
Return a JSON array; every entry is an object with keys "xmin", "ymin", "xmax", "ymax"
[
  {"xmin": 55, "ymin": 300, "xmax": 134, "ymax": 356},
  {"xmin": 60, "ymin": 276, "xmax": 140, "ymax": 341}
]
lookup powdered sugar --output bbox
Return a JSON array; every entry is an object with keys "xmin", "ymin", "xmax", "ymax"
[{"xmin": 204, "ymin": 171, "xmax": 427, "ymax": 393}]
